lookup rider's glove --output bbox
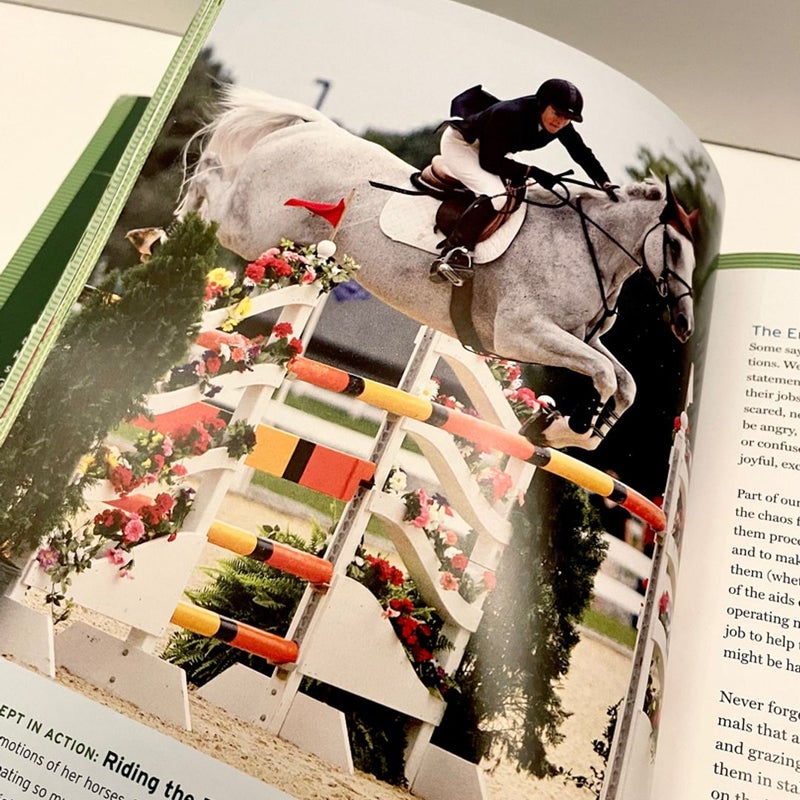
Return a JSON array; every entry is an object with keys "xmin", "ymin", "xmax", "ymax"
[
  {"xmin": 526, "ymin": 166, "xmax": 557, "ymax": 190},
  {"xmin": 602, "ymin": 182, "xmax": 621, "ymax": 202}
]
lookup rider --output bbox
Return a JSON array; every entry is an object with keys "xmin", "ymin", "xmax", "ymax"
[{"xmin": 431, "ymin": 78, "xmax": 620, "ymax": 281}]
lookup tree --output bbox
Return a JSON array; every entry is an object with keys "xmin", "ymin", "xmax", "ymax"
[
  {"xmin": 0, "ymin": 215, "xmax": 216, "ymax": 557},
  {"xmin": 95, "ymin": 48, "xmax": 232, "ymax": 277},
  {"xmin": 433, "ymin": 472, "xmax": 606, "ymax": 776}
]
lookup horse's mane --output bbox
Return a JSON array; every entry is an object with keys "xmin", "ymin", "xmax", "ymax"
[
  {"xmin": 524, "ymin": 178, "xmax": 664, "ymax": 208},
  {"xmin": 623, "ymin": 179, "xmax": 664, "ymax": 201}
]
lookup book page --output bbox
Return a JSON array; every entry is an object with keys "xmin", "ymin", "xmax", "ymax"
[
  {"xmin": 0, "ymin": 2, "xmax": 723, "ymax": 799},
  {"xmin": 654, "ymin": 254, "xmax": 800, "ymax": 800}
]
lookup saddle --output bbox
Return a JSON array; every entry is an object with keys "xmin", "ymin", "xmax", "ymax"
[{"xmin": 413, "ymin": 156, "xmax": 520, "ymax": 247}]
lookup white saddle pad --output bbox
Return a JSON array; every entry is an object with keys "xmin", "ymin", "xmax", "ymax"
[{"xmin": 378, "ymin": 190, "xmax": 527, "ymax": 264}]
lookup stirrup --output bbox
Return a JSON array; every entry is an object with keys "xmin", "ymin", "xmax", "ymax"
[{"xmin": 429, "ymin": 246, "xmax": 473, "ymax": 287}]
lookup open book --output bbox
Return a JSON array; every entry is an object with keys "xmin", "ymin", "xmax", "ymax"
[{"xmin": 0, "ymin": 3, "xmax": 795, "ymax": 800}]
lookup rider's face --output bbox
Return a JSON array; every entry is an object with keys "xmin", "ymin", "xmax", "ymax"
[{"xmin": 540, "ymin": 105, "xmax": 572, "ymax": 134}]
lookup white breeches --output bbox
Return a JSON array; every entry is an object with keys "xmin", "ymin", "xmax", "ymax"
[{"xmin": 439, "ymin": 126, "xmax": 509, "ymax": 211}]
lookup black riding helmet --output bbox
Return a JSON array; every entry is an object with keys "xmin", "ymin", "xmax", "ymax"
[{"xmin": 536, "ymin": 78, "xmax": 583, "ymax": 122}]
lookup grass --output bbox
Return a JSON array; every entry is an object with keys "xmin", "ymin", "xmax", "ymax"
[
  {"xmin": 250, "ymin": 471, "xmax": 389, "ymax": 538},
  {"xmin": 581, "ymin": 607, "xmax": 638, "ymax": 650}
]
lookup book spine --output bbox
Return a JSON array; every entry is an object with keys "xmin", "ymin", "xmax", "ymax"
[{"xmin": 0, "ymin": 0, "xmax": 225, "ymax": 444}]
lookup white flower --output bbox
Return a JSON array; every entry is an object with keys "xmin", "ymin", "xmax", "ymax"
[
  {"xmin": 417, "ymin": 378, "xmax": 441, "ymax": 400},
  {"xmin": 386, "ymin": 468, "xmax": 407, "ymax": 494}
]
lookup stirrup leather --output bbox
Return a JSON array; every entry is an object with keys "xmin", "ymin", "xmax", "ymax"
[{"xmin": 430, "ymin": 246, "xmax": 473, "ymax": 287}]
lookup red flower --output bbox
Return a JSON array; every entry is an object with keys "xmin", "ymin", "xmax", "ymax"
[
  {"xmin": 204, "ymin": 354, "xmax": 222, "ymax": 374},
  {"xmin": 389, "ymin": 597, "xmax": 415, "ymax": 614},
  {"xmin": 266, "ymin": 256, "xmax": 293, "ymax": 277},
  {"xmin": 109, "ymin": 465, "xmax": 136, "ymax": 494},
  {"xmin": 288, "ymin": 337, "xmax": 304, "ymax": 355},
  {"xmin": 245, "ymin": 262, "xmax": 266, "ymax": 283},
  {"xmin": 483, "ymin": 570, "xmax": 496, "ymax": 591},
  {"xmin": 155, "ymin": 492, "xmax": 175, "ymax": 513},
  {"xmin": 271, "ymin": 322, "xmax": 294, "ymax": 339},
  {"xmin": 410, "ymin": 646, "xmax": 433, "ymax": 663}
]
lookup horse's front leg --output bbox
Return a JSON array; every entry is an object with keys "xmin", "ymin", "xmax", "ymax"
[
  {"xmin": 494, "ymin": 322, "xmax": 618, "ymax": 450},
  {"xmin": 587, "ymin": 337, "xmax": 636, "ymax": 439}
]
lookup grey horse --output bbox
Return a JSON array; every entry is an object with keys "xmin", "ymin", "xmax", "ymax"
[{"xmin": 177, "ymin": 88, "xmax": 697, "ymax": 450}]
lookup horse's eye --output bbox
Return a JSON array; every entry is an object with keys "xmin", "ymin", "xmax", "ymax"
[{"xmin": 668, "ymin": 238, "xmax": 681, "ymax": 256}]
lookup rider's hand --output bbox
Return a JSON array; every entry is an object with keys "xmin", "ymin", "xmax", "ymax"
[
  {"xmin": 526, "ymin": 166, "xmax": 557, "ymax": 190},
  {"xmin": 602, "ymin": 182, "xmax": 621, "ymax": 202}
]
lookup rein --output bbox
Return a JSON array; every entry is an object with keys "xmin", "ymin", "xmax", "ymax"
[{"xmin": 536, "ymin": 180, "xmax": 693, "ymax": 340}]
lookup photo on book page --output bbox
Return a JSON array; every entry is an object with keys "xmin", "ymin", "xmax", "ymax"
[{"xmin": 0, "ymin": 2, "xmax": 723, "ymax": 800}]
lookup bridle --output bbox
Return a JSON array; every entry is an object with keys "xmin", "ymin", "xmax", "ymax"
[
  {"xmin": 523, "ymin": 180, "xmax": 693, "ymax": 340},
  {"xmin": 641, "ymin": 219, "xmax": 694, "ymax": 305}
]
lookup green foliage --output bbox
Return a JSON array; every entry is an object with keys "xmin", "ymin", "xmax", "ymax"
[
  {"xmin": 163, "ymin": 523, "xmax": 409, "ymax": 783},
  {"xmin": 163, "ymin": 524, "xmax": 326, "ymax": 684},
  {"xmin": 362, "ymin": 125, "xmax": 441, "ymax": 169},
  {"xmin": 432, "ymin": 472, "xmax": 607, "ymax": 777},
  {"xmin": 97, "ymin": 48, "xmax": 232, "ymax": 275},
  {"xmin": 0, "ymin": 214, "xmax": 216, "ymax": 556}
]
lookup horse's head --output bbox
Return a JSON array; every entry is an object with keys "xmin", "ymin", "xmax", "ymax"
[{"xmin": 642, "ymin": 178, "xmax": 698, "ymax": 343}]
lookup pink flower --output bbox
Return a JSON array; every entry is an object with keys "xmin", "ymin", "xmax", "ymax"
[
  {"xmin": 444, "ymin": 530, "xmax": 458, "ymax": 546},
  {"xmin": 301, "ymin": 268, "xmax": 316, "ymax": 284},
  {"xmin": 104, "ymin": 547, "xmax": 127, "ymax": 566},
  {"xmin": 451, "ymin": 553, "xmax": 469, "ymax": 571},
  {"xmin": 482, "ymin": 570, "xmax": 497, "ymax": 591},
  {"xmin": 173, "ymin": 464, "xmax": 188, "ymax": 477},
  {"xmin": 36, "ymin": 546, "xmax": 59, "ymax": 571},
  {"xmin": 161, "ymin": 436, "xmax": 173, "ymax": 457},
  {"xmin": 514, "ymin": 387, "xmax": 539, "ymax": 408},
  {"xmin": 440, "ymin": 572, "xmax": 459, "ymax": 591},
  {"xmin": 122, "ymin": 516, "xmax": 145, "ymax": 543}
]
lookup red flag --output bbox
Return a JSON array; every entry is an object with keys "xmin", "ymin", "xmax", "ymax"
[{"xmin": 284, "ymin": 197, "xmax": 347, "ymax": 228}]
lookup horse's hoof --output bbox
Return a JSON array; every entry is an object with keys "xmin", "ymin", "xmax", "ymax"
[{"xmin": 519, "ymin": 408, "xmax": 562, "ymax": 445}]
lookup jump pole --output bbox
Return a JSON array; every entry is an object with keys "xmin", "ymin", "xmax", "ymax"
[
  {"xmin": 288, "ymin": 356, "xmax": 666, "ymax": 531},
  {"xmin": 207, "ymin": 521, "xmax": 334, "ymax": 586},
  {"xmin": 171, "ymin": 602, "xmax": 299, "ymax": 664}
]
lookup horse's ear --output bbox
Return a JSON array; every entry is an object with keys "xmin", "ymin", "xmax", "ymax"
[
  {"xmin": 659, "ymin": 175, "xmax": 678, "ymax": 223},
  {"xmin": 659, "ymin": 175, "xmax": 697, "ymax": 242}
]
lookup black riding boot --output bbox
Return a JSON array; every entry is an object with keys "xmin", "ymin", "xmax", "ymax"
[{"xmin": 430, "ymin": 195, "xmax": 498, "ymax": 285}]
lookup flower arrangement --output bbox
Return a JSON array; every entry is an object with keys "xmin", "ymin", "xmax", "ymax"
[
  {"xmin": 348, "ymin": 549, "xmax": 456, "ymax": 696},
  {"xmin": 422, "ymin": 383, "xmax": 516, "ymax": 506},
  {"xmin": 78, "ymin": 418, "xmax": 257, "ymax": 496},
  {"xmin": 164, "ymin": 323, "xmax": 303, "ymax": 398},
  {"xmin": 35, "ymin": 485, "xmax": 195, "ymax": 621},
  {"xmin": 401, "ymin": 487, "xmax": 496, "ymax": 602},
  {"xmin": 203, "ymin": 239, "xmax": 360, "ymax": 313}
]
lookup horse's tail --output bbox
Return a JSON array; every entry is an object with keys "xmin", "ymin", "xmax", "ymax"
[
  {"xmin": 207, "ymin": 86, "xmax": 335, "ymax": 166},
  {"xmin": 176, "ymin": 86, "xmax": 336, "ymax": 218}
]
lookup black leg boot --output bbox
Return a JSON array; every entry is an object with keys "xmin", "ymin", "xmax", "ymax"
[{"xmin": 430, "ymin": 195, "xmax": 498, "ymax": 285}]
